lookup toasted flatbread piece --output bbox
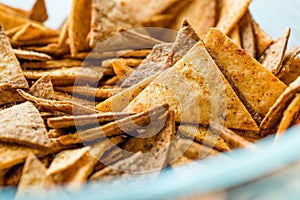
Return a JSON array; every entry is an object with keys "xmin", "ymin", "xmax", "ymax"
[
  {"xmin": 142, "ymin": 14, "xmax": 174, "ymax": 27},
  {"xmin": 102, "ymin": 58, "xmax": 143, "ymax": 68},
  {"xmin": 17, "ymin": 89, "xmax": 97, "ymax": 115},
  {"xmin": 278, "ymin": 47, "xmax": 300, "ymax": 85},
  {"xmin": 239, "ymin": 12, "xmax": 256, "ymax": 58},
  {"xmin": 13, "ymin": 49, "xmax": 52, "ymax": 61},
  {"xmin": 259, "ymin": 28, "xmax": 290, "ymax": 75},
  {"xmin": 24, "ymin": 67, "xmax": 103, "ymax": 86},
  {"xmin": 178, "ymin": 125, "xmax": 231, "ymax": 152},
  {"xmin": 29, "ymin": 76, "xmax": 55, "ymax": 99},
  {"xmin": 0, "ymin": 84, "xmax": 25, "ymax": 106},
  {"xmin": 121, "ymin": 43, "xmax": 172, "ymax": 88},
  {"xmin": 216, "ymin": 0, "xmax": 251, "ymax": 34},
  {"xmin": 47, "ymin": 147, "xmax": 90, "ymax": 176},
  {"xmin": 5, "ymin": 24, "xmax": 24, "ymax": 37},
  {"xmin": 171, "ymin": 0, "xmax": 216, "ymax": 36},
  {"xmin": 0, "ymin": 143, "xmax": 46, "ymax": 171},
  {"xmin": 12, "ymin": 37, "xmax": 59, "ymax": 48},
  {"xmin": 252, "ymin": 20, "xmax": 273, "ymax": 59},
  {"xmin": 54, "ymin": 91, "xmax": 96, "ymax": 110},
  {"xmin": 204, "ymin": 28, "xmax": 287, "ymax": 122},
  {"xmin": 15, "ymin": 153, "xmax": 53, "ymax": 200},
  {"xmin": 0, "ymin": 102, "xmax": 53, "ymax": 149},
  {"xmin": 122, "ymin": 111, "xmax": 175, "ymax": 172},
  {"xmin": 0, "ymin": 10, "xmax": 29, "ymax": 30},
  {"xmin": 210, "ymin": 122, "xmax": 257, "ymax": 149},
  {"xmin": 69, "ymin": 0, "xmax": 91, "ymax": 56},
  {"xmin": 229, "ymin": 25, "xmax": 241, "ymax": 47},
  {"xmin": 112, "ymin": 61, "xmax": 133, "ymax": 81},
  {"xmin": 47, "ymin": 112, "xmax": 131, "ymax": 129},
  {"xmin": 4, "ymin": 164, "xmax": 23, "ymax": 187},
  {"xmin": 12, "ymin": 22, "xmax": 59, "ymax": 41},
  {"xmin": 127, "ymin": 41, "xmax": 258, "ymax": 131},
  {"xmin": 96, "ymin": 73, "xmax": 158, "ymax": 112},
  {"xmin": 276, "ymin": 94, "xmax": 300, "ymax": 138},
  {"xmin": 90, "ymin": 0, "xmax": 140, "ymax": 47},
  {"xmin": 29, "ymin": 0, "xmax": 48, "ymax": 23},
  {"xmin": 260, "ymin": 77, "xmax": 300, "ymax": 137},
  {"xmin": 21, "ymin": 59, "xmax": 82, "ymax": 70},
  {"xmin": 0, "ymin": 25, "xmax": 28, "ymax": 88},
  {"xmin": 0, "ymin": 3, "xmax": 28, "ymax": 19}
]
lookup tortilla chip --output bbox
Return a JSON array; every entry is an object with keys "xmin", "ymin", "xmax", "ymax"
[
  {"xmin": 260, "ymin": 77, "xmax": 300, "ymax": 137},
  {"xmin": 0, "ymin": 102, "xmax": 54, "ymax": 149},
  {"xmin": 12, "ymin": 22, "xmax": 59, "ymax": 41},
  {"xmin": 216, "ymin": 0, "xmax": 251, "ymax": 34},
  {"xmin": 228, "ymin": 25, "xmax": 241, "ymax": 47},
  {"xmin": 79, "ymin": 104, "xmax": 168, "ymax": 142},
  {"xmin": 122, "ymin": 111, "xmax": 175, "ymax": 172},
  {"xmin": 47, "ymin": 112, "xmax": 132, "ymax": 129},
  {"xmin": 276, "ymin": 94, "xmax": 300, "ymax": 138},
  {"xmin": 278, "ymin": 47, "xmax": 300, "ymax": 85},
  {"xmin": 29, "ymin": 75, "xmax": 55, "ymax": 100},
  {"xmin": 252, "ymin": 20, "xmax": 273, "ymax": 58},
  {"xmin": 15, "ymin": 153, "xmax": 53, "ymax": 200},
  {"xmin": 204, "ymin": 28, "xmax": 287, "ymax": 123},
  {"xmin": 112, "ymin": 61, "xmax": 133, "ymax": 81},
  {"xmin": 259, "ymin": 28, "xmax": 290, "ymax": 75},
  {"xmin": 47, "ymin": 147, "xmax": 90, "ymax": 176},
  {"xmin": 90, "ymin": 0, "xmax": 140, "ymax": 47},
  {"xmin": 96, "ymin": 73, "xmax": 158, "ymax": 112},
  {"xmin": 239, "ymin": 12, "xmax": 256, "ymax": 58},
  {"xmin": 28, "ymin": 0, "xmax": 48, "ymax": 23},
  {"xmin": 170, "ymin": 0, "xmax": 216, "ymax": 36},
  {"xmin": 0, "ymin": 25, "xmax": 28, "ymax": 88},
  {"xmin": 17, "ymin": 89, "xmax": 97, "ymax": 115},
  {"xmin": 178, "ymin": 125, "xmax": 231, "ymax": 152},
  {"xmin": 102, "ymin": 58, "xmax": 143, "ymax": 68},
  {"xmin": 13, "ymin": 49, "xmax": 52, "ymax": 61},
  {"xmin": 121, "ymin": 43, "xmax": 172, "ymax": 88},
  {"xmin": 23, "ymin": 67, "xmax": 103, "ymax": 86},
  {"xmin": 126, "ymin": 41, "xmax": 258, "ymax": 131}
]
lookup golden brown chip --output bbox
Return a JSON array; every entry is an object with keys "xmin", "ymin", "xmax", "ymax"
[
  {"xmin": 259, "ymin": 28, "xmax": 290, "ymax": 75},
  {"xmin": 17, "ymin": 89, "xmax": 97, "ymax": 115},
  {"xmin": 0, "ymin": 24, "xmax": 28, "ymax": 88},
  {"xmin": 96, "ymin": 73, "xmax": 158, "ymax": 112},
  {"xmin": 216, "ymin": 0, "xmax": 251, "ymax": 34},
  {"xmin": 0, "ymin": 102, "xmax": 54, "ymax": 149},
  {"xmin": 102, "ymin": 58, "xmax": 143, "ymax": 68},
  {"xmin": 29, "ymin": 0, "xmax": 48, "ymax": 23},
  {"xmin": 13, "ymin": 49, "xmax": 52, "ymax": 61},
  {"xmin": 15, "ymin": 153, "xmax": 53, "ymax": 200},
  {"xmin": 112, "ymin": 61, "xmax": 133, "ymax": 81},
  {"xmin": 0, "ymin": 9, "xmax": 29, "ymax": 30},
  {"xmin": 204, "ymin": 28, "xmax": 287, "ymax": 123},
  {"xmin": 54, "ymin": 91, "xmax": 96, "ymax": 110},
  {"xmin": 0, "ymin": 84, "xmax": 25, "ymax": 106},
  {"xmin": 4, "ymin": 164, "xmax": 23, "ymax": 187},
  {"xmin": 142, "ymin": 14, "xmax": 174, "ymax": 27},
  {"xmin": 239, "ymin": 12, "xmax": 256, "ymax": 58},
  {"xmin": 21, "ymin": 59, "xmax": 82, "ymax": 70},
  {"xmin": 29, "ymin": 75, "xmax": 55, "ymax": 100},
  {"xmin": 68, "ymin": 0, "xmax": 91, "ymax": 56},
  {"xmin": 11, "ymin": 37, "xmax": 59, "ymax": 48},
  {"xmin": 5, "ymin": 24, "xmax": 24, "ymax": 38},
  {"xmin": 126, "ymin": 41, "xmax": 258, "ymax": 131},
  {"xmin": 276, "ymin": 94, "xmax": 300, "ymax": 138},
  {"xmin": 228, "ymin": 25, "xmax": 241, "ymax": 47},
  {"xmin": 0, "ymin": 3, "xmax": 28, "ymax": 19},
  {"xmin": 260, "ymin": 77, "xmax": 300, "ymax": 137},
  {"xmin": 252, "ymin": 19, "xmax": 273, "ymax": 58}
]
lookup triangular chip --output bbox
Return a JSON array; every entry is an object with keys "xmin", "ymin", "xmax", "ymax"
[
  {"xmin": 216, "ymin": 0, "xmax": 252, "ymax": 34},
  {"xmin": 259, "ymin": 28, "xmax": 290, "ymax": 75},
  {"xmin": 0, "ymin": 102, "xmax": 53, "ymax": 149},
  {"xmin": 0, "ymin": 9, "xmax": 29, "ymax": 30},
  {"xmin": 29, "ymin": 0, "xmax": 48, "ymax": 23},
  {"xmin": 252, "ymin": 20, "xmax": 273, "ymax": 58},
  {"xmin": 13, "ymin": 49, "xmax": 52, "ymax": 61},
  {"xmin": 0, "ymin": 84, "xmax": 25, "ymax": 106},
  {"xmin": 15, "ymin": 153, "xmax": 53, "ymax": 200},
  {"xmin": 228, "ymin": 25, "xmax": 241, "ymax": 47},
  {"xmin": 239, "ymin": 11, "xmax": 256, "ymax": 58},
  {"xmin": 126, "ymin": 41, "xmax": 258, "ymax": 131},
  {"xmin": 0, "ymin": 24, "xmax": 28, "ymax": 88},
  {"xmin": 204, "ymin": 28, "xmax": 287, "ymax": 122},
  {"xmin": 29, "ymin": 75, "xmax": 55, "ymax": 100}
]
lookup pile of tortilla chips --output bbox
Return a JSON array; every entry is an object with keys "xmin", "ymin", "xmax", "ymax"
[{"xmin": 0, "ymin": 0, "xmax": 299, "ymax": 197}]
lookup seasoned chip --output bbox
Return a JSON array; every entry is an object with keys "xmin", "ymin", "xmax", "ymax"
[
  {"xmin": 29, "ymin": 0, "xmax": 48, "ymax": 23},
  {"xmin": 29, "ymin": 75, "xmax": 55, "ymax": 100},
  {"xmin": 0, "ymin": 84, "xmax": 25, "ymax": 106},
  {"xmin": 0, "ymin": 24, "xmax": 28, "ymax": 88},
  {"xmin": 4, "ymin": 164, "xmax": 23, "ymax": 187},
  {"xmin": 204, "ymin": 28, "xmax": 287, "ymax": 123},
  {"xmin": 112, "ymin": 61, "xmax": 133, "ymax": 81},
  {"xmin": 54, "ymin": 91, "xmax": 96, "ymax": 110},
  {"xmin": 229, "ymin": 25, "xmax": 241, "ymax": 47},
  {"xmin": 21, "ymin": 59, "xmax": 82, "ymax": 70},
  {"xmin": 0, "ymin": 102, "xmax": 54, "ymax": 149},
  {"xmin": 216, "ymin": 0, "xmax": 251, "ymax": 34},
  {"xmin": 126, "ymin": 41, "xmax": 258, "ymax": 131},
  {"xmin": 259, "ymin": 28, "xmax": 290, "ymax": 75},
  {"xmin": 260, "ymin": 77, "xmax": 300, "ymax": 137},
  {"xmin": 239, "ymin": 12, "xmax": 256, "ymax": 58},
  {"xmin": 102, "ymin": 58, "xmax": 143, "ymax": 68},
  {"xmin": 11, "ymin": 37, "xmax": 59, "ymax": 48},
  {"xmin": 13, "ymin": 49, "xmax": 52, "ymax": 61},
  {"xmin": 0, "ymin": 10, "xmax": 28, "ymax": 30}
]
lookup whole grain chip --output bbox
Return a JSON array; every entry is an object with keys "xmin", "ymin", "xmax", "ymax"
[
  {"xmin": 0, "ymin": 24, "xmax": 28, "ymax": 88},
  {"xmin": 204, "ymin": 28, "xmax": 287, "ymax": 123},
  {"xmin": 126, "ymin": 41, "xmax": 258, "ymax": 131},
  {"xmin": 17, "ymin": 89, "xmax": 97, "ymax": 115},
  {"xmin": 0, "ymin": 84, "xmax": 25, "ymax": 106},
  {"xmin": 21, "ymin": 59, "xmax": 82, "ymax": 70},
  {"xmin": 0, "ymin": 102, "xmax": 53, "ymax": 149},
  {"xmin": 47, "ymin": 147, "xmax": 91, "ymax": 176},
  {"xmin": 216, "ymin": 0, "xmax": 252, "ymax": 34},
  {"xmin": 29, "ymin": 0, "xmax": 48, "ymax": 23},
  {"xmin": 276, "ymin": 94, "xmax": 300, "ymax": 139},
  {"xmin": 13, "ymin": 49, "xmax": 52, "ymax": 61},
  {"xmin": 29, "ymin": 75, "xmax": 55, "ymax": 100},
  {"xmin": 15, "ymin": 153, "xmax": 53, "ymax": 200},
  {"xmin": 120, "ymin": 43, "xmax": 172, "ymax": 88},
  {"xmin": 239, "ymin": 12, "xmax": 256, "ymax": 58},
  {"xmin": 259, "ymin": 77, "xmax": 300, "ymax": 137},
  {"xmin": 69, "ymin": 0, "xmax": 92, "ymax": 56},
  {"xmin": 259, "ymin": 28, "xmax": 290, "ymax": 75}
]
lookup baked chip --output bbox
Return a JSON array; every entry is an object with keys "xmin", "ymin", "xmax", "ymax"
[
  {"xmin": 13, "ymin": 49, "xmax": 52, "ymax": 61},
  {"xmin": 29, "ymin": 0, "xmax": 48, "ymax": 23}
]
